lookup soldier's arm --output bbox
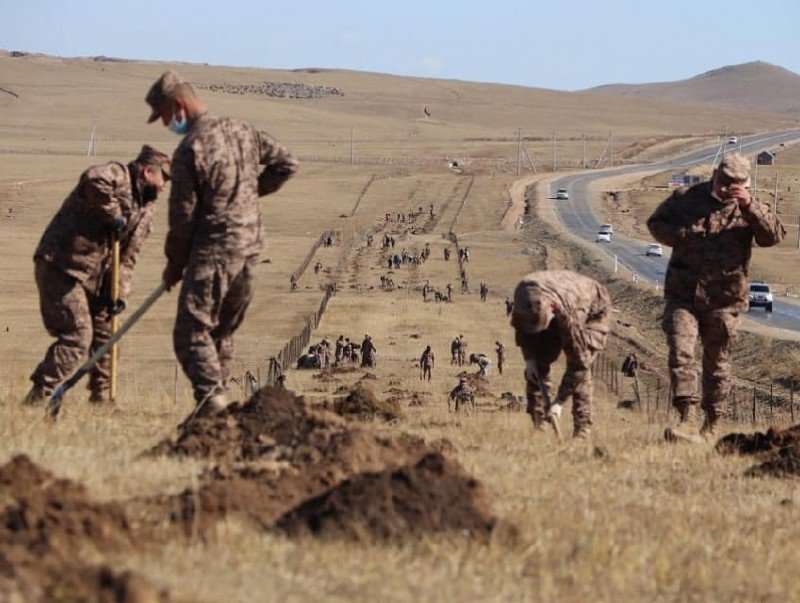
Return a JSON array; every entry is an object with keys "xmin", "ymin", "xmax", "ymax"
[
  {"xmin": 646, "ymin": 192, "xmax": 689, "ymax": 247},
  {"xmin": 118, "ymin": 208, "xmax": 155, "ymax": 300},
  {"xmin": 79, "ymin": 163, "xmax": 129, "ymax": 225},
  {"xmin": 741, "ymin": 199, "xmax": 787, "ymax": 247},
  {"xmin": 256, "ymin": 130, "xmax": 299, "ymax": 196},
  {"xmin": 164, "ymin": 145, "xmax": 199, "ymax": 273}
]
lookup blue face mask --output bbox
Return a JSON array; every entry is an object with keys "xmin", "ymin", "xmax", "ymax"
[{"xmin": 169, "ymin": 110, "xmax": 189, "ymax": 134}]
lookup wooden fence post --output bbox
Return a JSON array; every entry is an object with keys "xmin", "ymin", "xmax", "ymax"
[{"xmin": 752, "ymin": 386, "xmax": 757, "ymax": 425}]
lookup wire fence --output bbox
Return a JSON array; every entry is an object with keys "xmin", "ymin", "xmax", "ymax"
[{"xmin": 594, "ymin": 350, "xmax": 800, "ymax": 427}]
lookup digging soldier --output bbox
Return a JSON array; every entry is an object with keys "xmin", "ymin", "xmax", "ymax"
[
  {"xmin": 24, "ymin": 146, "xmax": 171, "ymax": 405},
  {"xmin": 147, "ymin": 70, "xmax": 298, "ymax": 414},
  {"xmin": 420, "ymin": 345, "xmax": 435, "ymax": 381},
  {"xmin": 450, "ymin": 335, "xmax": 460, "ymax": 365},
  {"xmin": 511, "ymin": 270, "xmax": 611, "ymax": 439},
  {"xmin": 648, "ymin": 153, "xmax": 785, "ymax": 443}
]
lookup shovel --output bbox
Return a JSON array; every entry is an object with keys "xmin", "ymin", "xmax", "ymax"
[{"xmin": 46, "ymin": 283, "xmax": 167, "ymax": 419}]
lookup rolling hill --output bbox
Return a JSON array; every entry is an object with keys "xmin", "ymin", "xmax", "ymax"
[{"xmin": 586, "ymin": 61, "xmax": 800, "ymax": 117}]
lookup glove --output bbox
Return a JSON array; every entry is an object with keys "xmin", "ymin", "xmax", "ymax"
[
  {"xmin": 106, "ymin": 298, "xmax": 126, "ymax": 315},
  {"xmin": 108, "ymin": 217, "xmax": 126, "ymax": 234},
  {"xmin": 547, "ymin": 403, "xmax": 562, "ymax": 421}
]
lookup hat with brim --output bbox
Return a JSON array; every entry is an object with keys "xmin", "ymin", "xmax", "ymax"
[
  {"xmin": 145, "ymin": 70, "xmax": 184, "ymax": 123},
  {"xmin": 718, "ymin": 152, "xmax": 751, "ymax": 182}
]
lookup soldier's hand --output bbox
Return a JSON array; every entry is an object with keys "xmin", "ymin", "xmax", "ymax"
[
  {"xmin": 108, "ymin": 217, "xmax": 126, "ymax": 234},
  {"xmin": 162, "ymin": 264, "xmax": 183, "ymax": 291},
  {"xmin": 106, "ymin": 298, "xmax": 126, "ymax": 315},
  {"xmin": 730, "ymin": 184, "xmax": 751, "ymax": 209}
]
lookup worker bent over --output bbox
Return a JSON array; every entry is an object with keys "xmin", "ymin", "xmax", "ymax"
[
  {"xmin": 511, "ymin": 270, "xmax": 611, "ymax": 439},
  {"xmin": 25, "ymin": 146, "xmax": 171, "ymax": 406}
]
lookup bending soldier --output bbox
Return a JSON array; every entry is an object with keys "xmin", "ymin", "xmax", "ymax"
[
  {"xmin": 25, "ymin": 146, "xmax": 171, "ymax": 405},
  {"xmin": 511, "ymin": 270, "xmax": 611, "ymax": 439},
  {"xmin": 648, "ymin": 153, "xmax": 785, "ymax": 442}
]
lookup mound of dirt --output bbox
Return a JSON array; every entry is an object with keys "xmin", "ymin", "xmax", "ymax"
[
  {"xmin": 144, "ymin": 388, "xmax": 499, "ymax": 540},
  {"xmin": 0, "ymin": 455, "xmax": 175, "ymax": 602},
  {"xmin": 744, "ymin": 446, "xmax": 800, "ymax": 479},
  {"xmin": 715, "ymin": 424, "xmax": 800, "ymax": 456},
  {"xmin": 275, "ymin": 452, "xmax": 497, "ymax": 540},
  {"xmin": 334, "ymin": 384, "xmax": 402, "ymax": 421}
]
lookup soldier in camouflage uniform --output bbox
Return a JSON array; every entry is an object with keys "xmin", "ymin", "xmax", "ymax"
[
  {"xmin": 449, "ymin": 377, "xmax": 475, "ymax": 412},
  {"xmin": 146, "ymin": 71, "xmax": 298, "ymax": 413},
  {"xmin": 420, "ymin": 345, "xmax": 435, "ymax": 381},
  {"xmin": 648, "ymin": 153, "xmax": 785, "ymax": 443},
  {"xmin": 511, "ymin": 270, "xmax": 611, "ymax": 438},
  {"xmin": 25, "ymin": 146, "xmax": 171, "ymax": 405}
]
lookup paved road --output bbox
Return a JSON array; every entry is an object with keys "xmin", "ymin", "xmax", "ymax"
[{"xmin": 548, "ymin": 130, "xmax": 800, "ymax": 332}]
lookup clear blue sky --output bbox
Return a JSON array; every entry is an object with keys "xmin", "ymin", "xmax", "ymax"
[{"xmin": 2, "ymin": 0, "xmax": 799, "ymax": 90}]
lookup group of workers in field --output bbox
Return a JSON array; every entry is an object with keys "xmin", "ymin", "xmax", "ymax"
[{"xmin": 22, "ymin": 67, "xmax": 782, "ymax": 443}]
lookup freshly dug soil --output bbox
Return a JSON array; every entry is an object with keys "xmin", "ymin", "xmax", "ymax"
[
  {"xmin": 715, "ymin": 424, "xmax": 800, "ymax": 456},
  {"xmin": 276, "ymin": 452, "xmax": 497, "ymax": 540},
  {"xmin": 0, "ymin": 455, "xmax": 175, "ymax": 602},
  {"xmin": 716, "ymin": 424, "xmax": 800, "ymax": 479},
  {"xmin": 458, "ymin": 373, "xmax": 493, "ymax": 397},
  {"xmin": 744, "ymin": 446, "xmax": 800, "ymax": 479},
  {"xmin": 334, "ymin": 384, "xmax": 403, "ymax": 421},
  {"xmin": 143, "ymin": 388, "xmax": 499, "ymax": 540}
]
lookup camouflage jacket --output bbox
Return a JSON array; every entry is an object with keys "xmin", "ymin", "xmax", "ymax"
[
  {"xmin": 512, "ymin": 270, "xmax": 611, "ymax": 361},
  {"xmin": 450, "ymin": 383, "xmax": 475, "ymax": 401},
  {"xmin": 647, "ymin": 182, "xmax": 785, "ymax": 312},
  {"xmin": 165, "ymin": 112, "xmax": 298, "ymax": 271},
  {"xmin": 420, "ymin": 349, "xmax": 434, "ymax": 367},
  {"xmin": 35, "ymin": 162, "xmax": 156, "ymax": 300}
]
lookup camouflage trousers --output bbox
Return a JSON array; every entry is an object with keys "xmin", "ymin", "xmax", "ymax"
[
  {"xmin": 173, "ymin": 255, "xmax": 257, "ymax": 403},
  {"xmin": 30, "ymin": 260, "xmax": 112, "ymax": 395},
  {"xmin": 663, "ymin": 302, "xmax": 739, "ymax": 422},
  {"xmin": 518, "ymin": 323, "xmax": 601, "ymax": 428}
]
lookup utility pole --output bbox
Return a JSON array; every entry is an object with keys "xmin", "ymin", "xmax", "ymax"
[
  {"xmin": 753, "ymin": 161, "xmax": 759, "ymax": 198},
  {"xmin": 581, "ymin": 133, "xmax": 586, "ymax": 170},
  {"xmin": 774, "ymin": 171, "xmax": 779, "ymax": 214},
  {"xmin": 86, "ymin": 119, "xmax": 97, "ymax": 157},
  {"xmin": 552, "ymin": 132, "xmax": 557, "ymax": 173},
  {"xmin": 516, "ymin": 128, "xmax": 522, "ymax": 176},
  {"xmin": 349, "ymin": 126, "xmax": 354, "ymax": 164},
  {"xmin": 522, "ymin": 140, "xmax": 537, "ymax": 174}
]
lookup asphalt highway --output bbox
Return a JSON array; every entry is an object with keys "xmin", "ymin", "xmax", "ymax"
[{"xmin": 548, "ymin": 130, "xmax": 800, "ymax": 332}]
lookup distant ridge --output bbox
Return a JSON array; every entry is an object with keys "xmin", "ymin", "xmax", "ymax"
[{"xmin": 585, "ymin": 61, "xmax": 800, "ymax": 116}]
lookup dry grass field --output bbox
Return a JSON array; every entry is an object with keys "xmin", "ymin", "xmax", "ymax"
[{"xmin": 3, "ymin": 53, "xmax": 800, "ymax": 601}]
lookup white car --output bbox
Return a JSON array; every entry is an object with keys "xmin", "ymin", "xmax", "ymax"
[
  {"xmin": 556, "ymin": 188, "xmax": 569, "ymax": 200},
  {"xmin": 727, "ymin": 136, "xmax": 738, "ymax": 145},
  {"xmin": 599, "ymin": 223, "xmax": 613, "ymax": 235},
  {"xmin": 645, "ymin": 243, "xmax": 663, "ymax": 257},
  {"xmin": 595, "ymin": 231, "xmax": 611, "ymax": 243},
  {"xmin": 748, "ymin": 281, "xmax": 773, "ymax": 313}
]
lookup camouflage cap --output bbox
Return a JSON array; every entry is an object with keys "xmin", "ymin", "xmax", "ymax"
[
  {"xmin": 511, "ymin": 282, "xmax": 552, "ymax": 334},
  {"xmin": 718, "ymin": 152, "xmax": 751, "ymax": 182},
  {"xmin": 145, "ymin": 70, "xmax": 184, "ymax": 123},
  {"xmin": 135, "ymin": 145, "xmax": 172, "ymax": 180}
]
